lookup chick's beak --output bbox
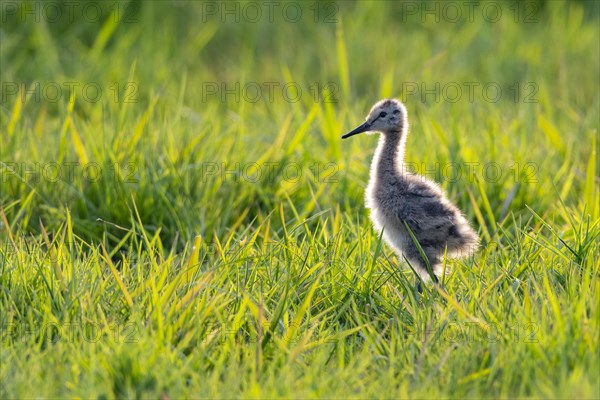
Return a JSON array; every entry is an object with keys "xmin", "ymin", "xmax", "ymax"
[{"xmin": 342, "ymin": 121, "xmax": 371, "ymax": 139}]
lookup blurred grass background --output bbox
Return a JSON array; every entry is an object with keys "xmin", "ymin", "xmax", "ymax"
[{"xmin": 1, "ymin": 0, "xmax": 599, "ymax": 398}]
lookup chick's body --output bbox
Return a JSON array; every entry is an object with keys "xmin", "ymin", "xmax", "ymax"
[{"xmin": 343, "ymin": 99, "xmax": 479, "ymax": 282}]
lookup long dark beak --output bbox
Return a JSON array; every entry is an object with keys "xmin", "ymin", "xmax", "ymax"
[{"xmin": 342, "ymin": 121, "xmax": 371, "ymax": 139}]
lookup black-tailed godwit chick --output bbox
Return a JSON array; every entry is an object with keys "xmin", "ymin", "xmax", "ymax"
[{"xmin": 342, "ymin": 99, "xmax": 479, "ymax": 289}]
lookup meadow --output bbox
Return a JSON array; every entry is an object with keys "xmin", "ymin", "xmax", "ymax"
[{"xmin": 1, "ymin": 0, "xmax": 599, "ymax": 398}]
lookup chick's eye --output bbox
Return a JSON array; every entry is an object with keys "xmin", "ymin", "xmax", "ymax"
[
  {"xmin": 379, "ymin": 112, "xmax": 387, "ymax": 118},
  {"xmin": 393, "ymin": 110, "xmax": 400, "ymax": 115}
]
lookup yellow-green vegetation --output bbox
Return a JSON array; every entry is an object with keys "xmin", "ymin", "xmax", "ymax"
[{"xmin": 1, "ymin": 1, "xmax": 598, "ymax": 398}]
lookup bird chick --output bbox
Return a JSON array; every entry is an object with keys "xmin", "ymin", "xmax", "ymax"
[{"xmin": 342, "ymin": 99, "xmax": 479, "ymax": 285}]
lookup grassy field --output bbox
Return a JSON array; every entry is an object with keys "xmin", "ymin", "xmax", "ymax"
[{"xmin": 1, "ymin": 0, "xmax": 599, "ymax": 398}]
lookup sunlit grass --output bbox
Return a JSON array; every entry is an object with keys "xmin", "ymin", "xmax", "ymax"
[{"xmin": 1, "ymin": 1, "xmax": 599, "ymax": 398}]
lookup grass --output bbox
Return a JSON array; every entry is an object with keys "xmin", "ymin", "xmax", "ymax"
[{"xmin": 1, "ymin": 0, "xmax": 599, "ymax": 398}]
